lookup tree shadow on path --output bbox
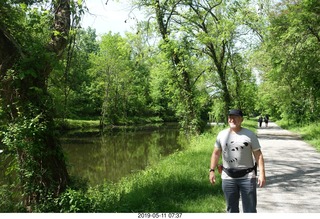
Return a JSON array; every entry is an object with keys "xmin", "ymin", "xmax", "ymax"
[{"xmin": 256, "ymin": 122, "xmax": 320, "ymax": 213}]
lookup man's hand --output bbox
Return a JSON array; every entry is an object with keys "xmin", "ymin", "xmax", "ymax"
[
  {"xmin": 209, "ymin": 172, "xmax": 216, "ymax": 185},
  {"xmin": 258, "ymin": 175, "xmax": 266, "ymax": 188}
]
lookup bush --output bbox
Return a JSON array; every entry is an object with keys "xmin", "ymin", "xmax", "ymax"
[{"xmin": 0, "ymin": 184, "xmax": 25, "ymax": 212}]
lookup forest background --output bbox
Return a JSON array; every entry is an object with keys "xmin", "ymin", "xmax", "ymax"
[{"xmin": 1, "ymin": 0, "xmax": 320, "ymax": 212}]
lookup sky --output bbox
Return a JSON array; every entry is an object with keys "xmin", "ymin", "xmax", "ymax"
[{"xmin": 81, "ymin": 0, "xmax": 144, "ymax": 36}]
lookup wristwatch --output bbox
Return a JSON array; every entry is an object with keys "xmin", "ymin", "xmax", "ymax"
[{"xmin": 209, "ymin": 168, "xmax": 215, "ymax": 172}]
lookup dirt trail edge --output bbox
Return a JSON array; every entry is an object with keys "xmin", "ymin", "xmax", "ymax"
[{"xmin": 256, "ymin": 122, "xmax": 320, "ymax": 213}]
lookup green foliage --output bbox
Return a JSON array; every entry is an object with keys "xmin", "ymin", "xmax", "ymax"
[
  {"xmin": 49, "ymin": 28, "xmax": 100, "ymax": 119},
  {"xmin": 88, "ymin": 32, "xmax": 154, "ymax": 125},
  {"xmin": 49, "ymin": 0, "xmax": 264, "ymax": 130},
  {"xmin": 149, "ymin": 59, "xmax": 176, "ymax": 121},
  {"xmin": 0, "ymin": 184, "xmax": 25, "ymax": 212},
  {"xmin": 228, "ymin": 54, "xmax": 259, "ymax": 114},
  {"xmin": 254, "ymin": 0, "xmax": 320, "ymax": 124},
  {"xmin": 6, "ymin": 0, "xmax": 320, "ymax": 212},
  {"xmin": 1, "ymin": 109, "xmax": 54, "ymax": 204},
  {"xmin": 49, "ymin": 189, "xmax": 93, "ymax": 212}
]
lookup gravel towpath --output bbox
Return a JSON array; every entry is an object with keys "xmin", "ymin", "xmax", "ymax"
[{"xmin": 256, "ymin": 122, "xmax": 320, "ymax": 213}]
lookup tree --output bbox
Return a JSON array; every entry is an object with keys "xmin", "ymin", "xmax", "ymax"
[
  {"xmin": 255, "ymin": 0, "xmax": 320, "ymax": 123},
  {"xmin": 133, "ymin": 0, "xmax": 264, "ymax": 124},
  {"xmin": 132, "ymin": 0, "xmax": 203, "ymax": 134},
  {"xmin": 49, "ymin": 27, "xmax": 100, "ymax": 119},
  {"xmin": 0, "ymin": 0, "xmax": 77, "ymax": 210},
  {"xmin": 89, "ymin": 32, "xmax": 153, "ymax": 125},
  {"xmin": 181, "ymin": 0, "xmax": 261, "ymax": 118}
]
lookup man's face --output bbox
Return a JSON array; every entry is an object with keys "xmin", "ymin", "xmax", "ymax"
[{"xmin": 228, "ymin": 115, "xmax": 243, "ymax": 129}]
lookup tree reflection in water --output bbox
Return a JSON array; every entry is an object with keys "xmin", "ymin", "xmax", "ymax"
[{"xmin": 61, "ymin": 123, "xmax": 188, "ymax": 186}]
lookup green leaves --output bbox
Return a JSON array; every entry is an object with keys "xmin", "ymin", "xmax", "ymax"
[{"xmin": 255, "ymin": 0, "xmax": 320, "ymax": 122}]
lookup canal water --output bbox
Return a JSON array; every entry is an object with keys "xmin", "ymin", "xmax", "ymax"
[{"xmin": 60, "ymin": 123, "xmax": 188, "ymax": 186}]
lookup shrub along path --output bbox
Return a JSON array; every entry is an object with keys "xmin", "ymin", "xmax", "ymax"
[{"xmin": 256, "ymin": 122, "xmax": 320, "ymax": 213}]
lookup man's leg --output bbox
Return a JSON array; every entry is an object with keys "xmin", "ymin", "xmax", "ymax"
[
  {"xmin": 239, "ymin": 178, "xmax": 257, "ymax": 213},
  {"xmin": 222, "ymin": 179, "xmax": 240, "ymax": 213}
]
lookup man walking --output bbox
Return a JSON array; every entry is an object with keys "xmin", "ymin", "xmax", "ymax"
[{"xmin": 209, "ymin": 109, "xmax": 266, "ymax": 213}]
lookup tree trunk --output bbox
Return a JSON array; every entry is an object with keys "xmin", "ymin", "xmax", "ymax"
[
  {"xmin": 0, "ymin": 0, "xmax": 71, "ymax": 210},
  {"xmin": 207, "ymin": 42, "xmax": 232, "ymax": 121}
]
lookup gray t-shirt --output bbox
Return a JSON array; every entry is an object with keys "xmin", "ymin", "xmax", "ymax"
[{"xmin": 215, "ymin": 127, "xmax": 261, "ymax": 178}]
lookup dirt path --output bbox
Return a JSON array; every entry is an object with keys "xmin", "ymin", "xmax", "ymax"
[{"xmin": 256, "ymin": 122, "xmax": 320, "ymax": 213}]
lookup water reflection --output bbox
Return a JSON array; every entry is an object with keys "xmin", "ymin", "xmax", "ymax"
[{"xmin": 61, "ymin": 124, "xmax": 187, "ymax": 186}]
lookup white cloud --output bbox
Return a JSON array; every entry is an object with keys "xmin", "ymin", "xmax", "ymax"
[{"xmin": 81, "ymin": 0, "xmax": 142, "ymax": 36}]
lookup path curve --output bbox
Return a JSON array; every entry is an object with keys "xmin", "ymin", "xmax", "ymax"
[{"xmin": 256, "ymin": 122, "xmax": 320, "ymax": 213}]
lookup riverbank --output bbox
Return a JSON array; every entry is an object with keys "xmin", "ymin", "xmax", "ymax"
[
  {"xmin": 3, "ymin": 117, "xmax": 320, "ymax": 212},
  {"xmin": 55, "ymin": 119, "xmax": 100, "ymax": 130},
  {"xmin": 33, "ymin": 119, "xmax": 258, "ymax": 212},
  {"xmin": 31, "ymin": 119, "xmax": 320, "ymax": 213},
  {"xmin": 35, "ymin": 125, "xmax": 225, "ymax": 212},
  {"xmin": 55, "ymin": 118, "xmax": 166, "ymax": 131},
  {"xmin": 1, "ymin": 119, "xmax": 257, "ymax": 212},
  {"xmin": 0, "ymin": 117, "xmax": 281, "ymax": 213}
]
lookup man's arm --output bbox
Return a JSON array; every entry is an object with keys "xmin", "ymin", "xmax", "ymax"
[
  {"xmin": 253, "ymin": 149, "xmax": 266, "ymax": 187},
  {"xmin": 209, "ymin": 147, "xmax": 222, "ymax": 185}
]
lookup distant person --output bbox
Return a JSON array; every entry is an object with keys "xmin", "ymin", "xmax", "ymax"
[
  {"xmin": 258, "ymin": 115, "xmax": 263, "ymax": 128},
  {"xmin": 264, "ymin": 115, "xmax": 269, "ymax": 127},
  {"xmin": 209, "ymin": 109, "xmax": 266, "ymax": 213}
]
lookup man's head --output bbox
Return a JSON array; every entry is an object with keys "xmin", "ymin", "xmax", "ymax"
[{"xmin": 228, "ymin": 109, "xmax": 244, "ymax": 131}]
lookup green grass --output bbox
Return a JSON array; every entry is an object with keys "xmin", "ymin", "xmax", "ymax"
[
  {"xmin": 276, "ymin": 120, "xmax": 320, "ymax": 152},
  {"xmin": 55, "ymin": 119, "xmax": 100, "ymax": 130},
  {"xmin": 243, "ymin": 117, "xmax": 259, "ymax": 134}
]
